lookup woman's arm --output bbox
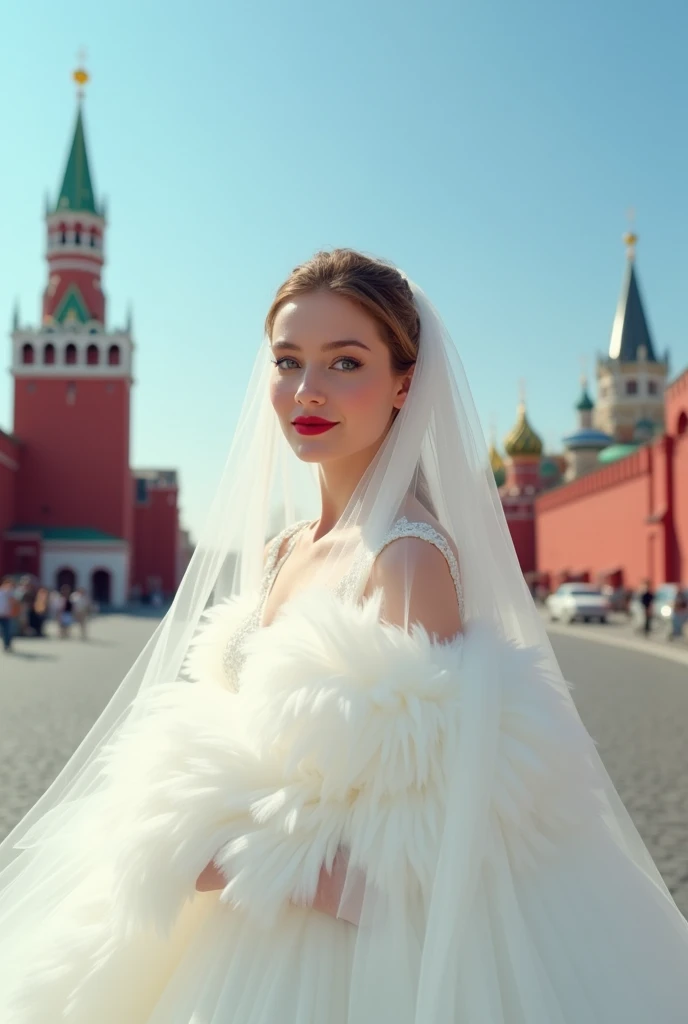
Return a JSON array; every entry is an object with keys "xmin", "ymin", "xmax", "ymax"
[{"xmin": 196, "ymin": 540, "xmax": 462, "ymax": 914}]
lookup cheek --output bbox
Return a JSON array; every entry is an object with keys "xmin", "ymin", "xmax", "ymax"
[
  {"xmin": 269, "ymin": 375, "xmax": 292, "ymax": 415},
  {"xmin": 340, "ymin": 372, "xmax": 394, "ymax": 420}
]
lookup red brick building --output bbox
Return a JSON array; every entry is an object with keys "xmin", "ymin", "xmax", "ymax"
[
  {"xmin": 0, "ymin": 73, "xmax": 190, "ymax": 604},
  {"xmin": 536, "ymin": 242, "xmax": 687, "ymax": 590}
]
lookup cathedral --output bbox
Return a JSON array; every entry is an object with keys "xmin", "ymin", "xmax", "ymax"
[
  {"xmin": 489, "ymin": 231, "xmax": 686, "ymax": 588},
  {"xmin": 0, "ymin": 69, "xmax": 190, "ymax": 605}
]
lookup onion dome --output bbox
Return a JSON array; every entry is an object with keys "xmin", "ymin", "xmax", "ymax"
[
  {"xmin": 504, "ymin": 401, "xmax": 543, "ymax": 458},
  {"xmin": 562, "ymin": 427, "xmax": 612, "ymax": 451},
  {"xmin": 489, "ymin": 442, "xmax": 506, "ymax": 487},
  {"xmin": 597, "ymin": 443, "xmax": 638, "ymax": 465},
  {"xmin": 576, "ymin": 383, "xmax": 594, "ymax": 412}
]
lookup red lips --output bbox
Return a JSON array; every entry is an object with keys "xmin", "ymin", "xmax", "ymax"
[{"xmin": 292, "ymin": 416, "xmax": 338, "ymax": 436}]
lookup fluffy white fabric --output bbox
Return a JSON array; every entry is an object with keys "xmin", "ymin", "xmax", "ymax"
[
  {"xmin": 7, "ymin": 590, "xmax": 602, "ymax": 1023},
  {"xmin": 99, "ymin": 589, "xmax": 598, "ymax": 936}
]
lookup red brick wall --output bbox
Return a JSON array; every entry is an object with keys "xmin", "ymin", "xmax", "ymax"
[
  {"xmin": 0, "ymin": 432, "xmax": 20, "ymax": 576},
  {"xmin": 674, "ymin": 433, "xmax": 688, "ymax": 583},
  {"xmin": 132, "ymin": 485, "xmax": 179, "ymax": 596},
  {"xmin": 666, "ymin": 370, "xmax": 688, "ymax": 583},
  {"xmin": 536, "ymin": 448, "xmax": 658, "ymax": 588},
  {"xmin": 13, "ymin": 377, "xmax": 131, "ymax": 542}
]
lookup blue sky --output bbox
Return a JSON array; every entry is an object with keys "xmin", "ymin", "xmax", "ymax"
[{"xmin": 1, "ymin": 0, "xmax": 686, "ymax": 538}]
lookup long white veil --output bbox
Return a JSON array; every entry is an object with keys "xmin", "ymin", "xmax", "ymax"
[{"xmin": 0, "ymin": 266, "xmax": 685, "ymax": 1021}]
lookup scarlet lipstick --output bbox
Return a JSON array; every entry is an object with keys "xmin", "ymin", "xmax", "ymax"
[{"xmin": 292, "ymin": 416, "xmax": 338, "ymax": 436}]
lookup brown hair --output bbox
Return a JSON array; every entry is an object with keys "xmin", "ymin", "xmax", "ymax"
[{"xmin": 265, "ymin": 249, "xmax": 420, "ymax": 373}]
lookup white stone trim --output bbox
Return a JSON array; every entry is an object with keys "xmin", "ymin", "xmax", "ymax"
[
  {"xmin": 41, "ymin": 543, "xmax": 130, "ymax": 607},
  {"xmin": 46, "ymin": 211, "xmax": 104, "ymax": 230},
  {"xmin": 45, "ymin": 256, "xmax": 104, "ymax": 272},
  {"xmin": 11, "ymin": 329, "xmax": 134, "ymax": 378}
]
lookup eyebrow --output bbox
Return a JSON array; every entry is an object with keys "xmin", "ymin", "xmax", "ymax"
[{"xmin": 271, "ymin": 339, "xmax": 371, "ymax": 353}]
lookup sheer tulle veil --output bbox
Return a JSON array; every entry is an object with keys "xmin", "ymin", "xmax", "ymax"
[{"xmin": 0, "ymin": 269, "xmax": 682, "ymax": 1019}]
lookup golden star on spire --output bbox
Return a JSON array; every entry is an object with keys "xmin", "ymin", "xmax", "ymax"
[
  {"xmin": 73, "ymin": 48, "xmax": 90, "ymax": 99},
  {"xmin": 624, "ymin": 207, "xmax": 638, "ymax": 256}
]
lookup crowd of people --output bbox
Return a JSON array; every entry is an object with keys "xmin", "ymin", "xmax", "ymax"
[{"xmin": 0, "ymin": 576, "xmax": 93, "ymax": 653}]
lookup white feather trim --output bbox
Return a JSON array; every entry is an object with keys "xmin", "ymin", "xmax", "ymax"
[{"xmin": 96, "ymin": 589, "xmax": 600, "ymax": 935}]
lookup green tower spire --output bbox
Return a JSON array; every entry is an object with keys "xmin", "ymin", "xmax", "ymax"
[{"xmin": 54, "ymin": 104, "xmax": 99, "ymax": 215}]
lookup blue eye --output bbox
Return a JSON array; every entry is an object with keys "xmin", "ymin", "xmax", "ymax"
[
  {"xmin": 332, "ymin": 357, "xmax": 362, "ymax": 371},
  {"xmin": 273, "ymin": 357, "xmax": 300, "ymax": 370}
]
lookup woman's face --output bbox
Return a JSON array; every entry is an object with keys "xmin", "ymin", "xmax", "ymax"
[{"xmin": 269, "ymin": 290, "xmax": 411, "ymax": 465}]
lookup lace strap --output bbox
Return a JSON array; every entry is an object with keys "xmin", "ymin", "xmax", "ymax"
[
  {"xmin": 260, "ymin": 520, "xmax": 310, "ymax": 600},
  {"xmin": 347, "ymin": 516, "xmax": 464, "ymax": 619}
]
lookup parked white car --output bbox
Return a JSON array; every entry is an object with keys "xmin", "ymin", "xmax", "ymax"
[{"xmin": 546, "ymin": 584, "xmax": 611, "ymax": 624}]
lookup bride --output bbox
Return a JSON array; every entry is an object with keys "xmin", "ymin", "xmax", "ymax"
[{"xmin": 1, "ymin": 249, "xmax": 687, "ymax": 1022}]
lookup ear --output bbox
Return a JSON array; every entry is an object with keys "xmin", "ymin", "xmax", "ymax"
[{"xmin": 392, "ymin": 366, "xmax": 415, "ymax": 410}]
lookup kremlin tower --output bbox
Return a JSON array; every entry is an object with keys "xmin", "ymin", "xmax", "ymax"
[
  {"xmin": 0, "ymin": 66, "xmax": 186, "ymax": 604},
  {"xmin": 594, "ymin": 231, "xmax": 668, "ymax": 444}
]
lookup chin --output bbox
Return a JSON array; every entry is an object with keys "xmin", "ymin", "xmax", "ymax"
[{"xmin": 290, "ymin": 438, "xmax": 342, "ymax": 463}]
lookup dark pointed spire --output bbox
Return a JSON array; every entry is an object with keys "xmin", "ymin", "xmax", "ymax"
[{"xmin": 608, "ymin": 232, "xmax": 658, "ymax": 363}]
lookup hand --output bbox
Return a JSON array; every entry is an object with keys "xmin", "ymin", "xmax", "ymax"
[
  {"xmin": 195, "ymin": 860, "xmax": 228, "ymax": 893},
  {"xmin": 308, "ymin": 848, "xmax": 364, "ymax": 926}
]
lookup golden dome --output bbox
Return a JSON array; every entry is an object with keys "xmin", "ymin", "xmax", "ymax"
[
  {"xmin": 504, "ymin": 401, "xmax": 543, "ymax": 458},
  {"xmin": 489, "ymin": 442, "xmax": 505, "ymax": 474}
]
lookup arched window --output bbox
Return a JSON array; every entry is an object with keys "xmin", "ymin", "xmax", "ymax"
[
  {"xmin": 44, "ymin": 343, "xmax": 56, "ymax": 365},
  {"xmin": 678, "ymin": 411, "xmax": 688, "ymax": 437},
  {"xmin": 21, "ymin": 343, "xmax": 35, "ymax": 365},
  {"xmin": 625, "ymin": 380, "xmax": 638, "ymax": 396},
  {"xmin": 90, "ymin": 228, "xmax": 97, "ymax": 247},
  {"xmin": 65, "ymin": 343, "xmax": 77, "ymax": 365},
  {"xmin": 56, "ymin": 567, "xmax": 76, "ymax": 591},
  {"xmin": 647, "ymin": 380, "xmax": 658, "ymax": 396},
  {"xmin": 91, "ymin": 568, "xmax": 112, "ymax": 605},
  {"xmin": 108, "ymin": 344, "xmax": 121, "ymax": 366},
  {"xmin": 86, "ymin": 344, "xmax": 100, "ymax": 366},
  {"xmin": 60, "ymin": 223, "xmax": 67, "ymax": 244},
  {"xmin": 74, "ymin": 223, "xmax": 82, "ymax": 245}
]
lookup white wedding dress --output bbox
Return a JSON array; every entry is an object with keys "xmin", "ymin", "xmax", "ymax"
[
  {"xmin": 5, "ymin": 518, "xmax": 461, "ymax": 1023},
  {"xmin": 7, "ymin": 515, "xmax": 688, "ymax": 1023},
  {"xmin": 4, "ymin": 272, "xmax": 688, "ymax": 1023}
]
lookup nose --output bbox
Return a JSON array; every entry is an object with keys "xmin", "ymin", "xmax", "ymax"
[{"xmin": 294, "ymin": 370, "xmax": 326, "ymax": 407}]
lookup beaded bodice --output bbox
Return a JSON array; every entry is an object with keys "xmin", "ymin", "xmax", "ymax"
[{"xmin": 221, "ymin": 516, "xmax": 464, "ymax": 689}]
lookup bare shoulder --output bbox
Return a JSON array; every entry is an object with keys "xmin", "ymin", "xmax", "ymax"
[{"xmin": 366, "ymin": 533, "xmax": 463, "ymax": 642}]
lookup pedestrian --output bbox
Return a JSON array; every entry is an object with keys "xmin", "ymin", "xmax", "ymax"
[
  {"xmin": 57, "ymin": 584, "xmax": 75, "ymax": 639},
  {"xmin": 0, "ymin": 577, "xmax": 18, "ymax": 652},
  {"xmin": 48, "ymin": 588, "xmax": 63, "ymax": 625},
  {"xmin": 668, "ymin": 589, "xmax": 688, "ymax": 642},
  {"xmin": 30, "ymin": 587, "xmax": 49, "ymax": 638},
  {"xmin": 639, "ymin": 578, "xmax": 654, "ymax": 634},
  {"xmin": 71, "ymin": 587, "xmax": 91, "ymax": 641}
]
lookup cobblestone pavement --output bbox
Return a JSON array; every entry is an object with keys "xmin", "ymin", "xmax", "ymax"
[
  {"xmin": 0, "ymin": 614, "xmax": 159, "ymax": 841},
  {"xmin": 1, "ymin": 616, "xmax": 686, "ymax": 919},
  {"xmin": 550, "ymin": 631, "xmax": 688, "ymax": 917}
]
